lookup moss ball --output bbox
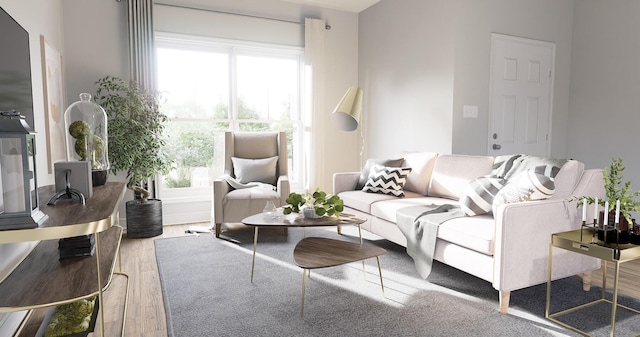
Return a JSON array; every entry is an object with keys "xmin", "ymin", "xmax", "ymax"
[{"xmin": 69, "ymin": 121, "xmax": 91, "ymax": 139}]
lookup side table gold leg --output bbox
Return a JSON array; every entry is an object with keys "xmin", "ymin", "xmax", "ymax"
[
  {"xmin": 95, "ymin": 231, "xmax": 105, "ymax": 337},
  {"xmin": 251, "ymin": 227, "xmax": 259, "ymax": 283},
  {"xmin": 545, "ymin": 243, "xmax": 553, "ymax": 318},
  {"xmin": 610, "ymin": 261, "xmax": 621, "ymax": 337}
]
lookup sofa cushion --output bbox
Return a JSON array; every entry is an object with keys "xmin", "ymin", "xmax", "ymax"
[
  {"xmin": 363, "ymin": 164, "xmax": 412, "ymax": 197},
  {"xmin": 338, "ymin": 190, "xmax": 400, "ymax": 214},
  {"xmin": 401, "ymin": 152, "xmax": 438, "ymax": 195},
  {"xmin": 370, "ymin": 195, "xmax": 455, "ymax": 223},
  {"xmin": 438, "ymin": 215, "xmax": 495, "ymax": 255},
  {"xmin": 428, "ymin": 155, "xmax": 495, "ymax": 200},
  {"xmin": 459, "ymin": 176, "xmax": 507, "ymax": 216},
  {"xmin": 356, "ymin": 158, "xmax": 405, "ymax": 190}
]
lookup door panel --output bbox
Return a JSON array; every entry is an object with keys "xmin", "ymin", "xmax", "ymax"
[{"xmin": 489, "ymin": 34, "xmax": 555, "ymax": 156}]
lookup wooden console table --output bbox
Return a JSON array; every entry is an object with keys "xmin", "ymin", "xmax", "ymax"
[{"xmin": 0, "ymin": 182, "xmax": 128, "ymax": 337}]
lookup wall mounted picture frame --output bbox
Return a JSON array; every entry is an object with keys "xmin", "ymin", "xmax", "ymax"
[{"xmin": 40, "ymin": 35, "xmax": 66, "ymax": 174}]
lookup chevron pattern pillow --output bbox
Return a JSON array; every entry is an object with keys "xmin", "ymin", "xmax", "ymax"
[{"xmin": 363, "ymin": 164, "xmax": 412, "ymax": 197}]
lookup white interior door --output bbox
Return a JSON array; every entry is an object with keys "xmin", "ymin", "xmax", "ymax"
[{"xmin": 488, "ymin": 34, "xmax": 555, "ymax": 156}]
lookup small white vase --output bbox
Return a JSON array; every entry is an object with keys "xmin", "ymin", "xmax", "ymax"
[{"xmin": 303, "ymin": 208, "xmax": 322, "ymax": 219}]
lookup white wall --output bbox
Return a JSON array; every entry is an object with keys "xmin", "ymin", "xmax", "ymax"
[
  {"xmin": 567, "ymin": 0, "xmax": 640, "ymax": 220},
  {"xmin": 0, "ymin": 1, "xmax": 64, "ymax": 334}
]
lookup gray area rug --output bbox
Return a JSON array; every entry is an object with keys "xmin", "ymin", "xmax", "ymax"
[{"xmin": 155, "ymin": 227, "xmax": 640, "ymax": 336}]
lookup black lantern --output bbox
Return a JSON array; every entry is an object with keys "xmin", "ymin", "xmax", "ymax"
[{"xmin": 0, "ymin": 111, "xmax": 47, "ymax": 230}]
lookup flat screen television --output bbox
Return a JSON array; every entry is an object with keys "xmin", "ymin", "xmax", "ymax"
[{"xmin": 0, "ymin": 6, "xmax": 34, "ymax": 129}]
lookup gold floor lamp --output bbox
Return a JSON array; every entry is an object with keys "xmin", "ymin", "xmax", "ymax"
[{"xmin": 330, "ymin": 86, "xmax": 364, "ymax": 166}]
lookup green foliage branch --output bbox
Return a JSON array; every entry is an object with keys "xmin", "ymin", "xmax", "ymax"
[
  {"xmin": 578, "ymin": 157, "xmax": 640, "ymax": 224},
  {"xmin": 282, "ymin": 188, "xmax": 344, "ymax": 217},
  {"xmin": 94, "ymin": 76, "xmax": 171, "ymax": 201}
]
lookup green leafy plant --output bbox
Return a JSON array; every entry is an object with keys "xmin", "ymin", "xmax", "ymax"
[
  {"xmin": 94, "ymin": 76, "xmax": 171, "ymax": 202},
  {"xmin": 282, "ymin": 188, "xmax": 344, "ymax": 217},
  {"xmin": 579, "ymin": 157, "xmax": 640, "ymax": 224}
]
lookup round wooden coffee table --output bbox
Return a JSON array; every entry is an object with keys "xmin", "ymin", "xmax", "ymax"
[{"xmin": 242, "ymin": 211, "xmax": 366, "ymax": 282}]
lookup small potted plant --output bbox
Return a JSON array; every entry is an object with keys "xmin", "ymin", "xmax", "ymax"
[
  {"xmin": 579, "ymin": 157, "xmax": 640, "ymax": 243},
  {"xmin": 282, "ymin": 188, "xmax": 344, "ymax": 218}
]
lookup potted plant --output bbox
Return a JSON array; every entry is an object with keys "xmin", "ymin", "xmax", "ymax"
[
  {"xmin": 282, "ymin": 188, "xmax": 344, "ymax": 218},
  {"xmin": 94, "ymin": 76, "xmax": 171, "ymax": 238},
  {"xmin": 580, "ymin": 157, "xmax": 640, "ymax": 243}
]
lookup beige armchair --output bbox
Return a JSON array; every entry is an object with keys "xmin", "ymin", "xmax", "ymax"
[{"xmin": 212, "ymin": 131, "xmax": 290, "ymax": 238}]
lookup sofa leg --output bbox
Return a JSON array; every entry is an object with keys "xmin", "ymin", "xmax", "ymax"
[
  {"xmin": 582, "ymin": 271, "xmax": 592, "ymax": 291},
  {"xmin": 499, "ymin": 291, "xmax": 510, "ymax": 314},
  {"xmin": 215, "ymin": 223, "xmax": 221, "ymax": 238}
]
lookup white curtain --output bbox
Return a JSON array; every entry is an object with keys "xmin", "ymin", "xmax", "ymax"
[
  {"xmin": 304, "ymin": 18, "xmax": 326, "ymax": 192},
  {"xmin": 128, "ymin": 0, "xmax": 156, "ymax": 91}
]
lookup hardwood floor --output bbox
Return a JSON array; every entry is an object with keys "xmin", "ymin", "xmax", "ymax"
[{"xmin": 17, "ymin": 223, "xmax": 640, "ymax": 336}]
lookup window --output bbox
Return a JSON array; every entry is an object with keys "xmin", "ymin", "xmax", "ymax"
[{"xmin": 156, "ymin": 34, "xmax": 304, "ymax": 201}]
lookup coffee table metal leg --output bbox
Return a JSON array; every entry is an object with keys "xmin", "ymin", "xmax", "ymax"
[
  {"xmin": 376, "ymin": 256, "xmax": 385, "ymax": 296},
  {"xmin": 301, "ymin": 269, "xmax": 308, "ymax": 317},
  {"xmin": 251, "ymin": 226, "xmax": 259, "ymax": 283}
]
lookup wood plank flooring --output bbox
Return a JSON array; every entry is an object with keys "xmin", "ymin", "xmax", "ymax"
[{"xmin": 16, "ymin": 223, "xmax": 640, "ymax": 336}]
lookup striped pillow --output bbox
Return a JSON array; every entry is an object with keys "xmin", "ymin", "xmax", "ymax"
[
  {"xmin": 459, "ymin": 176, "xmax": 508, "ymax": 216},
  {"xmin": 492, "ymin": 170, "xmax": 556, "ymax": 214},
  {"xmin": 363, "ymin": 164, "xmax": 412, "ymax": 197}
]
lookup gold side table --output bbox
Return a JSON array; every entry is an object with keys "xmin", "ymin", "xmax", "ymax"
[{"xmin": 546, "ymin": 228, "xmax": 640, "ymax": 337}]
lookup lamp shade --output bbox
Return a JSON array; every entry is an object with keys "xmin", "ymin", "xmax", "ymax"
[{"xmin": 331, "ymin": 86, "xmax": 363, "ymax": 131}]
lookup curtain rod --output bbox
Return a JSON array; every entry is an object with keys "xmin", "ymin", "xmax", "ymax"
[{"xmin": 146, "ymin": 2, "xmax": 331, "ymax": 30}]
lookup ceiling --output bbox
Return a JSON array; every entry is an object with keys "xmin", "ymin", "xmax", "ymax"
[{"xmin": 279, "ymin": 0, "xmax": 380, "ymax": 13}]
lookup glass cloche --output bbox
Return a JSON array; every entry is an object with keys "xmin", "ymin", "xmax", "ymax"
[{"xmin": 64, "ymin": 93, "xmax": 110, "ymax": 185}]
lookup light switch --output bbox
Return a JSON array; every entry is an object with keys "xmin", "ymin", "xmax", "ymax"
[{"xmin": 463, "ymin": 105, "xmax": 478, "ymax": 118}]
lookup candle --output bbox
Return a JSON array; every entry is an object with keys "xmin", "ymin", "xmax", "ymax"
[
  {"xmin": 582, "ymin": 198, "xmax": 587, "ymax": 222},
  {"xmin": 604, "ymin": 201, "xmax": 609, "ymax": 226},
  {"xmin": 594, "ymin": 197, "xmax": 598, "ymax": 221},
  {"xmin": 615, "ymin": 199, "xmax": 620, "ymax": 224}
]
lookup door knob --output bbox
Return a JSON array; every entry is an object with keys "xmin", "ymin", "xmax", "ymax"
[{"xmin": 492, "ymin": 144, "xmax": 501, "ymax": 150}]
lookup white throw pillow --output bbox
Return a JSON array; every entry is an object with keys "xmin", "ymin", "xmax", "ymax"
[
  {"xmin": 492, "ymin": 170, "xmax": 555, "ymax": 214},
  {"xmin": 231, "ymin": 156, "xmax": 278, "ymax": 185}
]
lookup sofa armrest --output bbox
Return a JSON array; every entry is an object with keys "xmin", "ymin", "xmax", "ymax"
[
  {"xmin": 277, "ymin": 175, "xmax": 290, "ymax": 206},
  {"xmin": 333, "ymin": 172, "xmax": 360, "ymax": 194},
  {"xmin": 492, "ymin": 197, "xmax": 599, "ymax": 292}
]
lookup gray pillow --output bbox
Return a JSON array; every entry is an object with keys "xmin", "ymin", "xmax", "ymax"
[
  {"xmin": 231, "ymin": 156, "xmax": 278, "ymax": 185},
  {"xmin": 356, "ymin": 158, "xmax": 405, "ymax": 190}
]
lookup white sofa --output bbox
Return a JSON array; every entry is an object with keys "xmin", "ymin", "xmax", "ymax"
[{"xmin": 333, "ymin": 152, "xmax": 605, "ymax": 314}]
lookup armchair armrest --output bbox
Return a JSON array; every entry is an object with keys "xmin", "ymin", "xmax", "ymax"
[
  {"xmin": 492, "ymin": 198, "xmax": 599, "ymax": 292},
  {"xmin": 276, "ymin": 175, "xmax": 290, "ymax": 206},
  {"xmin": 333, "ymin": 172, "xmax": 360, "ymax": 195},
  {"xmin": 212, "ymin": 178, "xmax": 231, "ymax": 224}
]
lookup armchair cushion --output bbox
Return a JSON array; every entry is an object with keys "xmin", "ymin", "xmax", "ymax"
[{"xmin": 231, "ymin": 156, "xmax": 278, "ymax": 184}]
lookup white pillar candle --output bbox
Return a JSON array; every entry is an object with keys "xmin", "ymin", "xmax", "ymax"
[
  {"xmin": 582, "ymin": 198, "xmax": 587, "ymax": 222},
  {"xmin": 615, "ymin": 199, "xmax": 620, "ymax": 224},
  {"xmin": 594, "ymin": 197, "xmax": 598, "ymax": 221},
  {"xmin": 604, "ymin": 201, "xmax": 609, "ymax": 226}
]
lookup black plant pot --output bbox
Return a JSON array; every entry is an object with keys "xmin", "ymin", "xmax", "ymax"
[
  {"xmin": 126, "ymin": 198, "xmax": 163, "ymax": 238},
  {"xmin": 92, "ymin": 170, "xmax": 108, "ymax": 186}
]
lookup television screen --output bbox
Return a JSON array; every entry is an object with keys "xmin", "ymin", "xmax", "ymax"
[{"xmin": 0, "ymin": 6, "xmax": 34, "ymax": 129}]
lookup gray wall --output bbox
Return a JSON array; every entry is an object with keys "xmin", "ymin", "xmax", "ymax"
[
  {"xmin": 360, "ymin": 0, "xmax": 575, "ymax": 159},
  {"xmin": 566, "ymin": 0, "xmax": 640, "ymax": 220}
]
